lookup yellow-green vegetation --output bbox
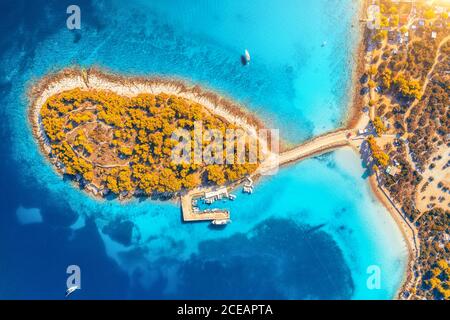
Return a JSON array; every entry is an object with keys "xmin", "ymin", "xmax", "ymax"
[
  {"xmin": 366, "ymin": 135, "xmax": 390, "ymax": 168},
  {"xmin": 388, "ymin": 6, "xmax": 397, "ymax": 15},
  {"xmin": 426, "ymin": 259, "xmax": 450, "ymax": 300},
  {"xmin": 393, "ymin": 74, "xmax": 422, "ymax": 100},
  {"xmin": 372, "ymin": 30, "xmax": 388, "ymax": 43},
  {"xmin": 390, "ymin": 14, "xmax": 399, "ymax": 28},
  {"xmin": 39, "ymin": 88, "xmax": 262, "ymax": 198},
  {"xmin": 370, "ymin": 0, "xmax": 450, "ymax": 300},
  {"xmin": 368, "ymin": 65, "xmax": 378, "ymax": 76},
  {"xmin": 424, "ymin": 8, "xmax": 436, "ymax": 20},
  {"xmin": 368, "ymin": 99, "xmax": 377, "ymax": 107},
  {"xmin": 380, "ymin": 69, "xmax": 392, "ymax": 90},
  {"xmin": 372, "ymin": 117, "xmax": 386, "ymax": 137},
  {"xmin": 380, "ymin": 15, "xmax": 389, "ymax": 28}
]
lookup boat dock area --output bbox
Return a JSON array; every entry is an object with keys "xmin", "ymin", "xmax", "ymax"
[
  {"xmin": 204, "ymin": 187, "xmax": 229, "ymax": 204},
  {"xmin": 181, "ymin": 187, "xmax": 230, "ymax": 222},
  {"xmin": 242, "ymin": 177, "xmax": 254, "ymax": 194},
  {"xmin": 180, "ymin": 129, "xmax": 353, "ymax": 222}
]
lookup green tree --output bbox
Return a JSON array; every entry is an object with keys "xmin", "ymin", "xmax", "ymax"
[
  {"xmin": 424, "ymin": 9, "xmax": 436, "ymax": 20},
  {"xmin": 372, "ymin": 117, "xmax": 387, "ymax": 136}
]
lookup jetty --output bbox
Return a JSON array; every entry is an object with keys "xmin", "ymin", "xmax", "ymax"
[
  {"xmin": 181, "ymin": 187, "xmax": 230, "ymax": 222},
  {"xmin": 181, "ymin": 128, "xmax": 353, "ymax": 222},
  {"xmin": 256, "ymin": 129, "xmax": 352, "ymax": 175}
]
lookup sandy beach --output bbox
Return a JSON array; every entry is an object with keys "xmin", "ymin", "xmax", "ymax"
[
  {"xmin": 368, "ymin": 174, "xmax": 419, "ymax": 298},
  {"xmin": 344, "ymin": 0, "xmax": 417, "ymax": 299},
  {"xmin": 343, "ymin": 0, "xmax": 369, "ymax": 130}
]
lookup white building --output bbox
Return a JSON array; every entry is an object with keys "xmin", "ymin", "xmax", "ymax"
[
  {"xmin": 204, "ymin": 187, "xmax": 229, "ymax": 201},
  {"xmin": 358, "ymin": 128, "xmax": 368, "ymax": 135}
]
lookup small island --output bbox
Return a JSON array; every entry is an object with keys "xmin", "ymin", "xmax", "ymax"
[{"xmin": 29, "ymin": 69, "xmax": 270, "ymax": 200}]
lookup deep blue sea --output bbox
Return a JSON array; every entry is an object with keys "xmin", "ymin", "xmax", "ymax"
[{"xmin": 0, "ymin": 0, "xmax": 407, "ymax": 299}]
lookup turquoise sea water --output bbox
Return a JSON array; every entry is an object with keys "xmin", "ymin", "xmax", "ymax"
[{"xmin": 0, "ymin": 0, "xmax": 407, "ymax": 299}]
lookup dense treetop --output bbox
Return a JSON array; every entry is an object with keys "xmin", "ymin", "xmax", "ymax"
[{"xmin": 40, "ymin": 88, "xmax": 262, "ymax": 198}]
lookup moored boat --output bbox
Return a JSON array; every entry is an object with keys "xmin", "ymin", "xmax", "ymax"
[
  {"xmin": 244, "ymin": 49, "xmax": 250, "ymax": 63},
  {"xmin": 65, "ymin": 286, "xmax": 79, "ymax": 298},
  {"xmin": 211, "ymin": 219, "xmax": 231, "ymax": 225}
]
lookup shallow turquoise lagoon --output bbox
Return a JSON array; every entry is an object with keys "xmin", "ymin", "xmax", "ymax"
[{"xmin": 0, "ymin": 0, "xmax": 407, "ymax": 299}]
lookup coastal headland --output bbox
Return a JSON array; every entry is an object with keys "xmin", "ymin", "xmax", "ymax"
[
  {"xmin": 27, "ymin": 66, "xmax": 415, "ymax": 299},
  {"xmin": 28, "ymin": 67, "xmax": 357, "ymax": 206},
  {"xmin": 28, "ymin": 68, "xmax": 276, "ymax": 200}
]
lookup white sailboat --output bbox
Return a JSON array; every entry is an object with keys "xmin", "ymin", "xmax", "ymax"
[
  {"xmin": 244, "ymin": 49, "xmax": 251, "ymax": 63},
  {"xmin": 65, "ymin": 285, "xmax": 79, "ymax": 298}
]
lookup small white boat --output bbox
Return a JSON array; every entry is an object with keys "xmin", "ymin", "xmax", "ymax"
[
  {"xmin": 211, "ymin": 219, "xmax": 231, "ymax": 225},
  {"xmin": 321, "ymin": 41, "xmax": 327, "ymax": 47},
  {"xmin": 243, "ymin": 185, "xmax": 253, "ymax": 194},
  {"xmin": 228, "ymin": 194, "xmax": 237, "ymax": 200},
  {"xmin": 244, "ymin": 49, "xmax": 251, "ymax": 63},
  {"xmin": 65, "ymin": 286, "xmax": 79, "ymax": 298}
]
